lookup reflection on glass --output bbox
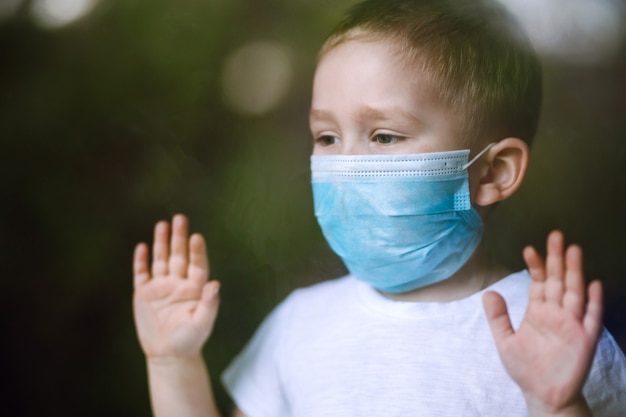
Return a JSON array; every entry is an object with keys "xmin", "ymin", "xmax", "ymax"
[
  {"xmin": 221, "ymin": 41, "xmax": 293, "ymax": 116},
  {"xmin": 497, "ymin": 0, "xmax": 625, "ymax": 64}
]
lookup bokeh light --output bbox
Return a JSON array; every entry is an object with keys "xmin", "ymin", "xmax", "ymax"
[
  {"xmin": 30, "ymin": 0, "xmax": 99, "ymax": 29},
  {"xmin": 221, "ymin": 41, "xmax": 293, "ymax": 116},
  {"xmin": 497, "ymin": 0, "xmax": 625, "ymax": 64}
]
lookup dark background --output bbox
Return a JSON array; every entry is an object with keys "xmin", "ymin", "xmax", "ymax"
[{"xmin": 1, "ymin": 0, "xmax": 624, "ymax": 415}]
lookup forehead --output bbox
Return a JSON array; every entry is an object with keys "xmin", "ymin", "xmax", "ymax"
[
  {"xmin": 312, "ymin": 39, "xmax": 459, "ymax": 124},
  {"xmin": 313, "ymin": 40, "xmax": 434, "ymax": 104}
]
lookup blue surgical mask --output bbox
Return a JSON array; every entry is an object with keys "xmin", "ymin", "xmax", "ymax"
[{"xmin": 311, "ymin": 145, "xmax": 492, "ymax": 293}]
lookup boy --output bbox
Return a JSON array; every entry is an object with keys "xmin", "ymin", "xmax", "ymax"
[{"xmin": 132, "ymin": 0, "xmax": 626, "ymax": 416}]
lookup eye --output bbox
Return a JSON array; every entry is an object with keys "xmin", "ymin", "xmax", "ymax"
[
  {"xmin": 316, "ymin": 135, "xmax": 340, "ymax": 146},
  {"xmin": 373, "ymin": 134, "xmax": 402, "ymax": 144}
]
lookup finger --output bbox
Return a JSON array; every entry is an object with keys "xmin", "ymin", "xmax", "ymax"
[
  {"xmin": 193, "ymin": 281, "xmax": 221, "ymax": 336},
  {"xmin": 188, "ymin": 233, "xmax": 209, "ymax": 285},
  {"xmin": 523, "ymin": 245, "xmax": 546, "ymax": 303},
  {"xmin": 152, "ymin": 221, "xmax": 170, "ymax": 277},
  {"xmin": 483, "ymin": 291, "xmax": 515, "ymax": 348},
  {"xmin": 133, "ymin": 242, "xmax": 151, "ymax": 288},
  {"xmin": 169, "ymin": 214, "xmax": 189, "ymax": 278},
  {"xmin": 583, "ymin": 280, "xmax": 604, "ymax": 342},
  {"xmin": 545, "ymin": 230, "xmax": 565, "ymax": 306},
  {"xmin": 562, "ymin": 244, "xmax": 585, "ymax": 319}
]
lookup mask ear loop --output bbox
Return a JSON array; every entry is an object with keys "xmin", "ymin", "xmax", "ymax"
[{"xmin": 461, "ymin": 142, "xmax": 495, "ymax": 170}]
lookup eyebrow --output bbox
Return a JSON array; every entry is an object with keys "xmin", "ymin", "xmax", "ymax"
[
  {"xmin": 358, "ymin": 106, "xmax": 421, "ymax": 124},
  {"xmin": 309, "ymin": 106, "xmax": 422, "ymax": 125},
  {"xmin": 309, "ymin": 108, "xmax": 334, "ymax": 123}
]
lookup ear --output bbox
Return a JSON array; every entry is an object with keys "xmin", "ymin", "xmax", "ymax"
[{"xmin": 473, "ymin": 138, "xmax": 529, "ymax": 207}]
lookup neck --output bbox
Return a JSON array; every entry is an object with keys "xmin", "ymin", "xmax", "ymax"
[{"xmin": 380, "ymin": 246, "xmax": 510, "ymax": 303}]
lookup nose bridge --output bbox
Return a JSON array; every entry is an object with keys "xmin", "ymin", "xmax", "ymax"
[{"xmin": 341, "ymin": 133, "xmax": 368, "ymax": 155}]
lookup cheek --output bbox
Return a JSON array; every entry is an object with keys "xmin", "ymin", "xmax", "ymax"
[{"xmin": 311, "ymin": 144, "xmax": 337, "ymax": 156}]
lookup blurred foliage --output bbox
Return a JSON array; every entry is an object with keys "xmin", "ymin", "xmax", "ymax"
[{"xmin": 1, "ymin": 0, "xmax": 624, "ymax": 416}]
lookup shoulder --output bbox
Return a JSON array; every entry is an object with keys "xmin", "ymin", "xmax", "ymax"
[
  {"xmin": 488, "ymin": 269, "xmax": 531, "ymax": 296},
  {"xmin": 585, "ymin": 329, "xmax": 626, "ymax": 414}
]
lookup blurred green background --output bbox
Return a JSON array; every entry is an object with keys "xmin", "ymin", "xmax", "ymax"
[{"xmin": 1, "ymin": 0, "xmax": 624, "ymax": 416}]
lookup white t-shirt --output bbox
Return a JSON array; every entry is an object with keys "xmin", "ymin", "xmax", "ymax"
[{"xmin": 222, "ymin": 270, "xmax": 626, "ymax": 417}]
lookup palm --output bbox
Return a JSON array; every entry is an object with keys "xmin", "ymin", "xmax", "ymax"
[
  {"xmin": 133, "ymin": 215, "xmax": 220, "ymax": 358},
  {"xmin": 494, "ymin": 294, "xmax": 596, "ymax": 407},
  {"xmin": 483, "ymin": 231, "xmax": 603, "ymax": 413}
]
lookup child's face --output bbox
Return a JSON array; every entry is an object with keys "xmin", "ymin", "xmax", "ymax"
[{"xmin": 310, "ymin": 39, "xmax": 467, "ymax": 156}]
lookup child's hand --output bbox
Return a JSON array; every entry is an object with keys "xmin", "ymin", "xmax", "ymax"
[
  {"xmin": 133, "ymin": 214, "xmax": 220, "ymax": 359},
  {"xmin": 482, "ymin": 231, "xmax": 603, "ymax": 416}
]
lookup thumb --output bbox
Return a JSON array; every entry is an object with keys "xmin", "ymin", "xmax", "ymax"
[
  {"xmin": 483, "ymin": 290, "xmax": 515, "ymax": 346},
  {"xmin": 193, "ymin": 281, "xmax": 221, "ymax": 336},
  {"xmin": 583, "ymin": 280, "xmax": 603, "ymax": 342}
]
